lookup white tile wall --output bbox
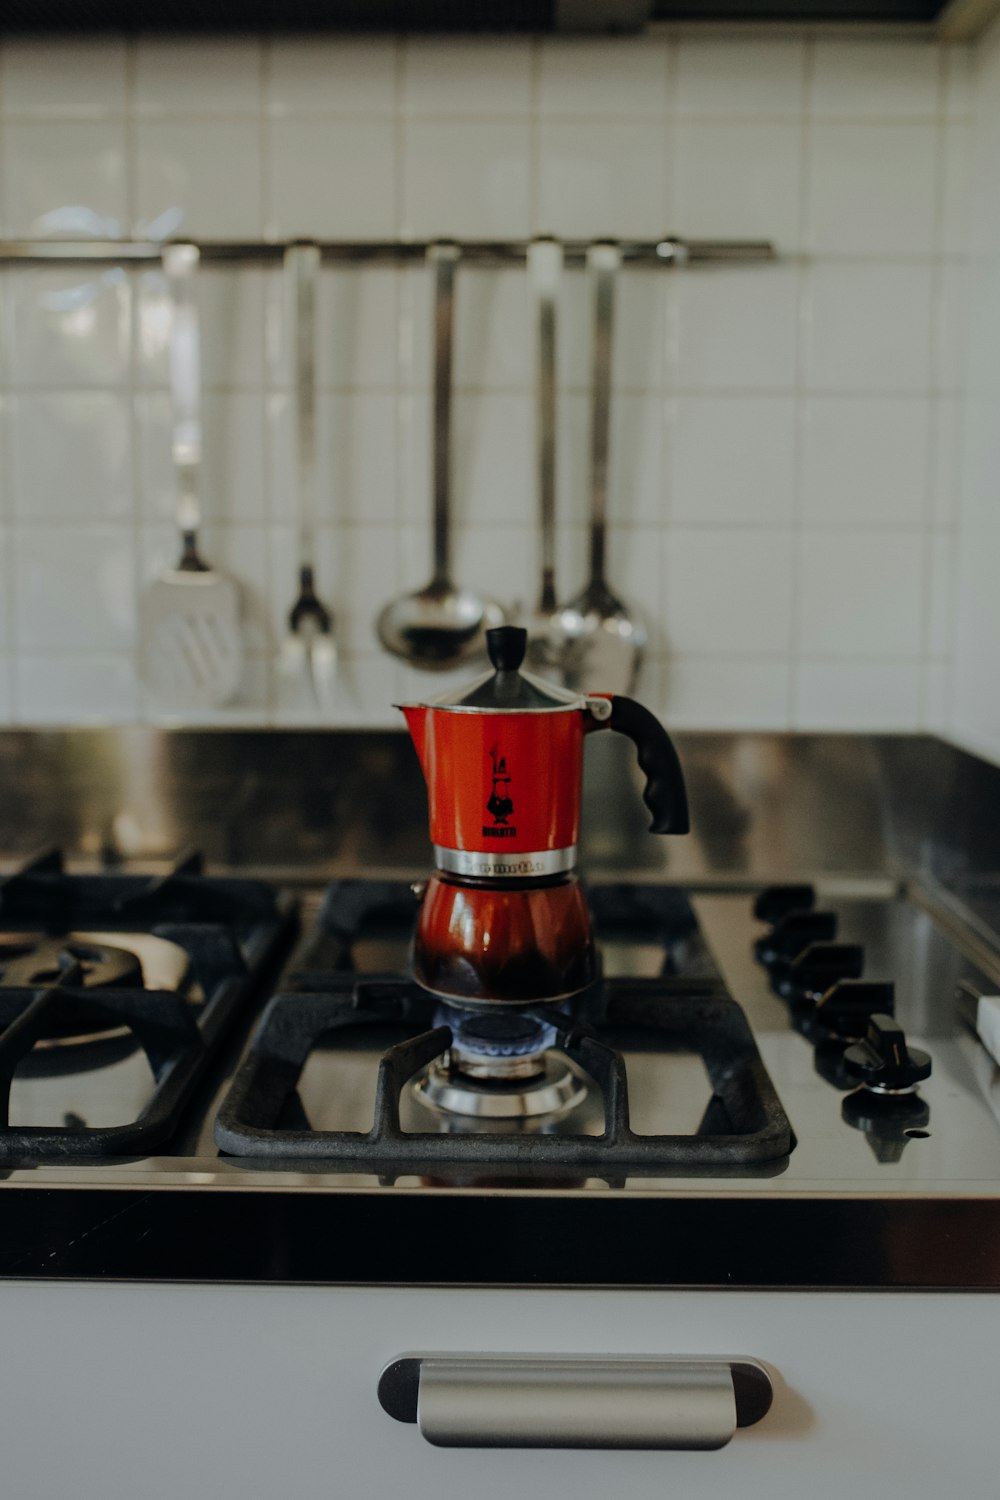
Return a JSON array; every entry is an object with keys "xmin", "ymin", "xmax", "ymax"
[
  {"xmin": 135, "ymin": 120, "xmax": 264, "ymax": 238},
  {"xmin": 804, "ymin": 123, "xmax": 937, "ymax": 255},
  {"xmin": 0, "ymin": 39, "xmax": 129, "ymax": 120},
  {"xmin": 269, "ymin": 120, "xmax": 396, "ymax": 239},
  {"xmin": 796, "ymin": 530, "xmax": 925, "ymax": 658},
  {"xmin": 798, "ymin": 397, "xmax": 931, "ymax": 526},
  {"xmin": 11, "ymin": 392, "xmax": 133, "ymax": 521},
  {"xmin": 809, "ymin": 37, "xmax": 941, "ymax": 117},
  {"xmin": 672, "ymin": 121, "xmax": 803, "ymax": 250},
  {"xmin": 674, "ymin": 32, "xmax": 805, "ymax": 118},
  {"xmin": 0, "ymin": 28, "xmax": 973, "ymax": 732},
  {"xmin": 406, "ymin": 38, "xmax": 534, "ymax": 115},
  {"xmin": 802, "ymin": 263, "xmax": 935, "ymax": 392},
  {"xmin": 267, "ymin": 36, "xmax": 396, "ymax": 116},
  {"xmin": 3, "ymin": 120, "xmax": 128, "ymax": 237},
  {"xmin": 137, "ymin": 40, "xmax": 262, "ymax": 116}
]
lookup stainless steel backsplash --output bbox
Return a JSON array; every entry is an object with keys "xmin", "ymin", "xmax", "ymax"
[{"xmin": 0, "ymin": 730, "xmax": 996, "ymax": 920}]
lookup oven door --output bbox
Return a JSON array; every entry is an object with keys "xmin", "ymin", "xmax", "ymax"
[{"xmin": 2, "ymin": 1283, "xmax": 997, "ymax": 1499}]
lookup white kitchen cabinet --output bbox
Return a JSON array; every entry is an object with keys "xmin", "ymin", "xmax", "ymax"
[{"xmin": 2, "ymin": 1283, "xmax": 997, "ymax": 1499}]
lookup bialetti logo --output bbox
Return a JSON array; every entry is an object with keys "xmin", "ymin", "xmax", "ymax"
[{"xmin": 484, "ymin": 744, "xmax": 517, "ymax": 838}]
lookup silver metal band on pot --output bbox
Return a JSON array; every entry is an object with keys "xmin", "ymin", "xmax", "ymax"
[{"xmin": 434, "ymin": 845, "xmax": 577, "ymax": 879}]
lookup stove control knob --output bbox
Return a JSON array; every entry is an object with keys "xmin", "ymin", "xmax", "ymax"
[
  {"xmin": 815, "ymin": 980, "xmax": 895, "ymax": 1041},
  {"xmin": 774, "ymin": 942, "xmax": 865, "ymax": 1004},
  {"xmin": 755, "ymin": 910, "xmax": 837, "ymax": 967},
  {"xmin": 753, "ymin": 884, "xmax": 816, "ymax": 924},
  {"xmin": 843, "ymin": 1014, "xmax": 931, "ymax": 1094},
  {"xmin": 842, "ymin": 1088, "xmax": 931, "ymax": 1163}
]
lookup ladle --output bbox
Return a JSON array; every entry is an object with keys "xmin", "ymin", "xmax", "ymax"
[
  {"xmin": 376, "ymin": 241, "xmax": 505, "ymax": 671},
  {"xmin": 558, "ymin": 241, "xmax": 646, "ymax": 694}
]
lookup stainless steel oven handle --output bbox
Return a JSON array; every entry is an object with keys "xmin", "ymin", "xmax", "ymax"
[{"xmin": 378, "ymin": 1355, "xmax": 773, "ymax": 1450}]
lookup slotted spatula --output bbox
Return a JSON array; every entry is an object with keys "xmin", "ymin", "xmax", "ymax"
[{"xmin": 139, "ymin": 242, "xmax": 243, "ymax": 710}]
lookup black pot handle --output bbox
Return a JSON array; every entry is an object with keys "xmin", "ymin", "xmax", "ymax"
[{"xmin": 604, "ymin": 696, "xmax": 690, "ymax": 835}]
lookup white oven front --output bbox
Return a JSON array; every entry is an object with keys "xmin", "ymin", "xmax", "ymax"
[{"xmin": 2, "ymin": 1283, "xmax": 996, "ymax": 1500}]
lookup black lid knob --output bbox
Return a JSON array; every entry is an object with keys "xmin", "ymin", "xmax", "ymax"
[
  {"xmin": 753, "ymin": 884, "xmax": 816, "ymax": 923},
  {"xmin": 774, "ymin": 942, "xmax": 865, "ymax": 1004},
  {"xmin": 843, "ymin": 1014, "xmax": 932, "ymax": 1093},
  {"xmin": 486, "ymin": 626, "xmax": 527, "ymax": 673},
  {"xmin": 755, "ymin": 909, "xmax": 838, "ymax": 967},
  {"xmin": 815, "ymin": 979, "xmax": 895, "ymax": 1041}
]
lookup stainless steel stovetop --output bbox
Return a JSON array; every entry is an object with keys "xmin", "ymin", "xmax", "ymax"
[{"xmin": 6, "ymin": 869, "xmax": 1000, "ymax": 1202}]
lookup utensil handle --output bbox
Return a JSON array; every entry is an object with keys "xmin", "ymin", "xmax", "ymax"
[
  {"xmin": 587, "ymin": 241, "xmax": 620, "ymax": 589},
  {"xmin": 163, "ymin": 241, "xmax": 205, "ymax": 570},
  {"xmin": 286, "ymin": 241, "xmax": 321, "ymax": 575},
  {"xmin": 429, "ymin": 241, "xmax": 460, "ymax": 590},
  {"xmin": 379, "ymin": 1355, "xmax": 773, "ymax": 1450},
  {"xmin": 588, "ymin": 693, "xmax": 690, "ymax": 835},
  {"xmin": 529, "ymin": 237, "xmax": 562, "ymax": 614}
]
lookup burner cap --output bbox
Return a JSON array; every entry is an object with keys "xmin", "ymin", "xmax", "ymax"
[
  {"xmin": 0, "ymin": 934, "xmax": 149, "ymax": 1047},
  {"xmin": 416, "ymin": 1053, "xmax": 587, "ymax": 1122},
  {"xmin": 0, "ymin": 936, "xmax": 143, "ymax": 991},
  {"xmin": 446, "ymin": 1009, "xmax": 554, "ymax": 1060}
]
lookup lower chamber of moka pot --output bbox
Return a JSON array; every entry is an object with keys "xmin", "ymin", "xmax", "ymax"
[{"xmin": 411, "ymin": 871, "xmax": 598, "ymax": 1007}]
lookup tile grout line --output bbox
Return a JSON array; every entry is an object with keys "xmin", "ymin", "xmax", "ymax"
[
  {"xmin": 386, "ymin": 31, "xmax": 408, "ymax": 711},
  {"xmin": 0, "ymin": 379, "xmax": 961, "ymax": 396},
  {"xmin": 124, "ymin": 36, "xmax": 143, "ymax": 724},
  {"xmin": 919, "ymin": 46, "xmax": 951, "ymax": 733},
  {"xmin": 0, "ymin": 40, "xmax": 12, "ymax": 722},
  {"xmin": 659, "ymin": 31, "xmax": 677, "ymax": 710},
  {"xmin": 528, "ymin": 36, "xmax": 542, "ymax": 233},
  {"xmin": 258, "ymin": 28, "xmax": 278, "ymax": 723},
  {"xmin": 787, "ymin": 30, "xmax": 815, "ymax": 732},
  {"xmin": 0, "ymin": 39, "xmax": 6, "ymax": 240},
  {"xmin": 935, "ymin": 38, "xmax": 971, "ymax": 747},
  {"xmin": 660, "ymin": 28, "xmax": 679, "ymax": 705}
]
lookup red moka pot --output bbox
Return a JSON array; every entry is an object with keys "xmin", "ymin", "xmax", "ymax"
[{"xmin": 399, "ymin": 626, "xmax": 689, "ymax": 1007}]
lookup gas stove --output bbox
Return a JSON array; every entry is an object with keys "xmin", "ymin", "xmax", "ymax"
[
  {"xmin": 4, "ymin": 732, "xmax": 999, "ymax": 1500},
  {"xmin": 4, "ymin": 843, "xmax": 1000, "ymax": 1288}
]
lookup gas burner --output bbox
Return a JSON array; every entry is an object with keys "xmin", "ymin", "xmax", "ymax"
[
  {"xmin": 414, "ymin": 1005, "xmax": 587, "ymax": 1120},
  {"xmin": 0, "ymin": 933, "xmax": 146, "ymax": 1047},
  {"xmin": 438, "ymin": 1005, "xmax": 557, "ymax": 1077},
  {"xmin": 0, "ymin": 934, "xmax": 143, "ymax": 992},
  {"xmin": 0, "ymin": 847, "xmax": 294, "ymax": 1161},
  {"xmin": 416, "ymin": 1054, "xmax": 588, "ymax": 1122},
  {"xmin": 0, "ymin": 931, "xmax": 192, "ymax": 1046}
]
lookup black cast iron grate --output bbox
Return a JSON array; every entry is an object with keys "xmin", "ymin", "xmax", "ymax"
[
  {"xmin": 0, "ymin": 846, "xmax": 281, "ymax": 931},
  {"xmin": 0, "ymin": 849, "xmax": 294, "ymax": 1161},
  {"xmin": 215, "ymin": 974, "xmax": 793, "ymax": 1171}
]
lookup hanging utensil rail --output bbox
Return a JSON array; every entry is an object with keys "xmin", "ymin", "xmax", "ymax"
[{"xmin": 0, "ymin": 236, "xmax": 775, "ymax": 267}]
